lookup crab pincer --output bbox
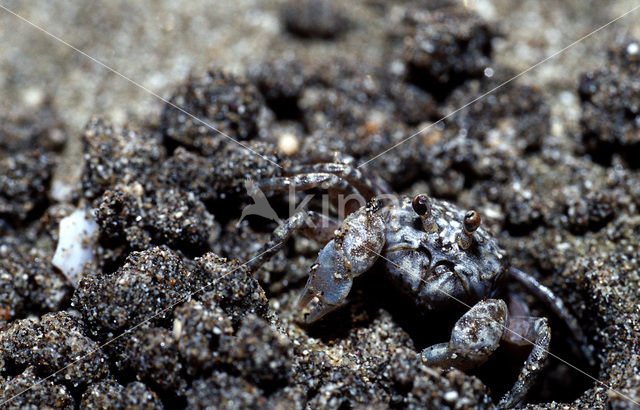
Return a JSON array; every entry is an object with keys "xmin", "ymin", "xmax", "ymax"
[{"xmin": 297, "ymin": 200, "xmax": 385, "ymax": 322}]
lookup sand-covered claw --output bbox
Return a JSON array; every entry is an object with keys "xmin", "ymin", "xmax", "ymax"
[
  {"xmin": 297, "ymin": 240, "xmax": 353, "ymax": 323},
  {"xmin": 297, "ymin": 201, "xmax": 385, "ymax": 323}
]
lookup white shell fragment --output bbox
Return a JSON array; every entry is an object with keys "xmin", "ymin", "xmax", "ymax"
[{"xmin": 52, "ymin": 208, "xmax": 99, "ymax": 286}]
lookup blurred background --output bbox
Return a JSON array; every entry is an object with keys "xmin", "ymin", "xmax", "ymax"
[
  {"xmin": 1, "ymin": 0, "xmax": 639, "ymax": 197},
  {"xmin": 1, "ymin": 0, "xmax": 638, "ymax": 130}
]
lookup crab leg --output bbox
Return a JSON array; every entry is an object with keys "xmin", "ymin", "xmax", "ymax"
[
  {"xmin": 255, "ymin": 173, "xmax": 365, "ymax": 217},
  {"xmin": 246, "ymin": 210, "xmax": 339, "ymax": 273},
  {"xmin": 286, "ymin": 162, "xmax": 393, "ymax": 200},
  {"xmin": 498, "ymin": 315, "xmax": 551, "ymax": 409},
  {"xmin": 255, "ymin": 173, "xmax": 354, "ymax": 196},
  {"xmin": 420, "ymin": 299, "xmax": 551, "ymax": 409},
  {"xmin": 508, "ymin": 267, "xmax": 593, "ymax": 366}
]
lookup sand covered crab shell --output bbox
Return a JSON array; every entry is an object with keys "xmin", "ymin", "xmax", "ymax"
[{"xmin": 382, "ymin": 195, "xmax": 507, "ymax": 311}]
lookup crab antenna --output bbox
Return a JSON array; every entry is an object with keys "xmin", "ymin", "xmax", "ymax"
[{"xmin": 458, "ymin": 210, "xmax": 481, "ymax": 249}]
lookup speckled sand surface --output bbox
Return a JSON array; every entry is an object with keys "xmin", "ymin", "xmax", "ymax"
[{"xmin": 1, "ymin": 0, "xmax": 640, "ymax": 408}]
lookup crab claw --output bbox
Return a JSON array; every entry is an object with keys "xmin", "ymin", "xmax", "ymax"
[
  {"xmin": 297, "ymin": 240, "xmax": 353, "ymax": 323},
  {"xmin": 297, "ymin": 203, "xmax": 386, "ymax": 323}
]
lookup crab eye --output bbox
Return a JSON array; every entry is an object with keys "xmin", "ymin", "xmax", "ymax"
[
  {"xmin": 412, "ymin": 194, "xmax": 430, "ymax": 217},
  {"xmin": 463, "ymin": 210, "xmax": 481, "ymax": 232}
]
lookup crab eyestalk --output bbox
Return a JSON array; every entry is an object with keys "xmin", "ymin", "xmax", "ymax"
[
  {"xmin": 458, "ymin": 210, "xmax": 481, "ymax": 250},
  {"xmin": 412, "ymin": 194, "xmax": 437, "ymax": 233}
]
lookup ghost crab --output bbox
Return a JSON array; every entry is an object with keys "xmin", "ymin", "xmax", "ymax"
[{"xmin": 246, "ymin": 159, "xmax": 592, "ymax": 408}]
